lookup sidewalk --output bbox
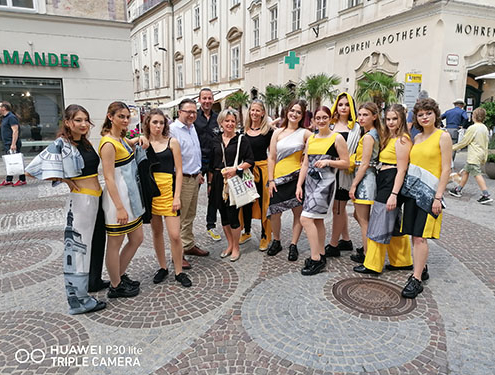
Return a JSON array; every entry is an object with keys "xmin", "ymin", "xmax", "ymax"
[{"xmin": 1, "ymin": 150, "xmax": 494, "ymax": 375}]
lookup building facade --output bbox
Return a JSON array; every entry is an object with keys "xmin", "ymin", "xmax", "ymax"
[
  {"xmin": 0, "ymin": 0, "xmax": 132, "ymax": 145},
  {"xmin": 130, "ymin": 0, "xmax": 495, "ymax": 119}
]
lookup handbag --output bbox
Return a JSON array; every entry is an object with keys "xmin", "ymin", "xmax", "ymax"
[
  {"xmin": 221, "ymin": 134, "xmax": 259, "ymax": 208},
  {"xmin": 2, "ymin": 151, "xmax": 25, "ymax": 176}
]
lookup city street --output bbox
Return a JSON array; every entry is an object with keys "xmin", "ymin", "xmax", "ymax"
[{"xmin": 1, "ymin": 150, "xmax": 494, "ymax": 375}]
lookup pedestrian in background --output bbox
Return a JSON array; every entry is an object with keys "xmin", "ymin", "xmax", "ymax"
[
  {"xmin": 449, "ymin": 107, "xmax": 492, "ymax": 204},
  {"xmin": 401, "ymin": 98, "xmax": 452, "ymax": 299},
  {"xmin": 0, "ymin": 101, "xmax": 26, "ymax": 186},
  {"xmin": 143, "ymin": 109, "xmax": 192, "ymax": 287},
  {"xmin": 267, "ymin": 99, "xmax": 312, "ymax": 261},
  {"xmin": 441, "ymin": 98, "xmax": 468, "ymax": 161},
  {"xmin": 240, "ymin": 99, "xmax": 274, "ymax": 251}
]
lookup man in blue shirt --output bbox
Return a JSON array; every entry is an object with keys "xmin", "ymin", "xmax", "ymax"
[
  {"xmin": 1, "ymin": 101, "xmax": 26, "ymax": 186},
  {"xmin": 441, "ymin": 98, "xmax": 468, "ymax": 160}
]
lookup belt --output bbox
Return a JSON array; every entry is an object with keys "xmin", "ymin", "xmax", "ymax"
[{"xmin": 183, "ymin": 173, "xmax": 200, "ymax": 178}]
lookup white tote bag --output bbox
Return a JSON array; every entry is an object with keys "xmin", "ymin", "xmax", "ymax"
[{"xmin": 2, "ymin": 152, "xmax": 25, "ymax": 176}]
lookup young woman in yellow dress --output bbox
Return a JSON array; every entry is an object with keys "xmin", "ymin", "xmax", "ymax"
[
  {"xmin": 354, "ymin": 104, "xmax": 412, "ymax": 275},
  {"xmin": 400, "ymin": 98, "xmax": 452, "ymax": 298},
  {"xmin": 143, "ymin": 109, "xmax": 192, "ymax": 287},
  {"xmin": 349, "ymin": 102, "xmax": 382, "ymax": 263},
  {"xmin": 99, "ymin": 102, "xmax": 146, "ymax": 298}
]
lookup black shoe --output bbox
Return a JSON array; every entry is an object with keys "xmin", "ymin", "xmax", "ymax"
[
  {"xmin": 421, "ymin": 264, "xmax": 429, "ymax": 281},
  {"xmin": 324, "ymin": 244, "xmax": 341, "ymax": 257},
  {"xmin": 107, "ymin": 281, "xmax": 140, "ymax": 298},
  {"xmin": 87, "ymin": 300, "xmax": 107, "ymax": 313},
  {"xmin": 175, "ymin": 272, "xmax": 192, "ymax": 287},
  {"xmin": 350, "ymin": 247, "xmax": 365, "ymax": 263},
  {"xmin": 267, "ymin": 240, "xmax": 283, "ymax": 256},
  {"xmin": 353, "ymin": 265, "xmax": 380, "ymax": 275},
  {"xmin": 304, "ymin": 255, "xmax": 326, "ymax": 267},
  {"xmin": 288, "ymin": 244, "xmax": 298, "ymax": 261},
  {"xmin": 385, "ymin": 264, "xmax": 413, "ymax": 271},
  {"xmin": 121, "ymin": 273, "xmax": 140, "ymax": 287},
  {"xmin": 337, "ymin": 239, "xmax": 353, "ymax": 251},
  {"xmin": 301, "ymin": 257, "xmax": 326, "ymax": 276},
  {"xmin": 88, "ymin": 280, "xmax": 110, "ymax": 293},
  {"xmin": 153, "ymin": 268, "xmax": 169, "ymax": 284},
  {"xmin": 402, "ymin": 275, "xmax": 423, "ymax": 299}
]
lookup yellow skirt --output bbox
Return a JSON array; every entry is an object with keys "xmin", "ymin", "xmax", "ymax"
[{"xmin": 152, "ymin": 172, "xmax": 178, "ymax": 217}]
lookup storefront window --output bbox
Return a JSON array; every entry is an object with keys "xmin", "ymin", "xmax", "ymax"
[{"xmin": 0, "ymin": 76, "xmax": 64, "ymax": 143}]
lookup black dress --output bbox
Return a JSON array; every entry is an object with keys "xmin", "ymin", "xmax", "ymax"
[{"xmin": 209, "ymin": 134, "xmax": 254, "ymax": 228}]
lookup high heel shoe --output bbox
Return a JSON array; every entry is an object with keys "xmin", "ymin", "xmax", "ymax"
[
  {"xmin": 220, "ymin": 251, "xmax": 231, "ymax": 259},
  {"xmin": 230, "ymin": 253, "xmax": 241, "ymax": 262}
]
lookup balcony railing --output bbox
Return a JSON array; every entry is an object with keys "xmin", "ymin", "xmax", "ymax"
[{"xmin": 133, "ymin": 0, "xmax": 168, "ymax": 20}]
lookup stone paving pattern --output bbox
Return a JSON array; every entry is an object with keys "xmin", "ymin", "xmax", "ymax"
[{"xmin": 0, "ymin": 151, "xmax": 494, "ymax": 374}]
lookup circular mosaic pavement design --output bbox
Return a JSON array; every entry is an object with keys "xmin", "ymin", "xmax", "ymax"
[
  {"xmin": 0, "ymin": 311, "xmax": 88, "ymax": 374},
  {"xmin": 332, "ymin": 277, "xmax": 417, "ymax": 317},
  {"xmin": 0, "ymin": 241, "xmax": 52, "ymax": 276},
  {"xmin": 87, "ymin": 256, "xmax": 239, "ymax": 328}
]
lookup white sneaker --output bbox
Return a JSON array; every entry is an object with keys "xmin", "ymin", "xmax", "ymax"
[{"xmin": 207, "ymin": 229, "xmax": 221, "ymax": 241}]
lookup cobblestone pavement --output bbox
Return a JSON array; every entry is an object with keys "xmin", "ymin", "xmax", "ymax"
[{"xmin": 1, "ymin": 151, "xmax": 494, "ymax": 374}]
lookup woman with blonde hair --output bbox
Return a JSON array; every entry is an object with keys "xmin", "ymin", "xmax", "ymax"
[
  {"xmin": 239, "ymin": 99, "xmax": 274, "ymax": 250},
  {"xmin": 99, "ymin": 101, "xmax": 146, "ymax": 298},
  {"xmin": 354, "ymin": 104, "xmax": 413, "ymax": 274},
  {"xmin": 143, "ymin": 108, "xmax": 192, "ymax": 287}
]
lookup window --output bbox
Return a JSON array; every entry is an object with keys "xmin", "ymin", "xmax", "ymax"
[
  {"xmin": 177, "ymin": 64, "xmax": 184, "ymax": 88},
  {"xmin": 211, "ymin": 0, "xmax": 217, "ymax": 19},
  {"xmin": 231, "ymin": 0, "xmax": 240, "ymax": 7},
  {"xmin": 134, "ymin": 71, "xmax": 140, "ymax": 92},
  {"xmin": 292, "ymin": 0, "xmax": 301, "ymax": 31},
  {"xmin": 253, "ymin": 17, "xmax": 260, "ymax": 47},
  {"xmin": 347, "ymin": 0, "xmax": 362, "ymax": 8},
  {"xmin": 0, "ymin": 76, "xmax": 64, "ymax": 141},
  {"xmin": 211, "ymin": 54, "xmax": 218, "ymax": 83},
  {"xmin": 195, "ymin": 60, "xmax": 201, "ymax": 86},
  {"xmin": 153, "ymin": 25, "xmax": 159, "ymax": 46},
  {"xmin": 142, "ymin": 31, "xmax": 147, "ymax": 51},
  {"xmin": 154, "ymin": 64, "xmax": 161, "ymax": 88},
  {"xmin": 270, "ymin": 7, "xmax": 278, "ymax": 40},
  {"xmin": 0, "ymin": 0, "xmax": 35, "ymax": 10},
  {"xmin": 316, "ymin": 0, "xmax": 327, "ymax": 20},
  {"xmin": 194, "ymin": 6, "xmax": 200, "ymax": 29},
  {"xmin": 143, "ymin": 67, "xmax": 150, "ymax": 90},
  {"xmin": 231, "ymin": 46, "xmax": 240, "ymax": 80},
  {"xmin": 177, "ymin": 17, "xmax": 183, "ymax": 38}
]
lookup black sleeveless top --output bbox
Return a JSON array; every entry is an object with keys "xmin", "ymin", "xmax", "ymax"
[
  {"xmin": 75, "ymin": 140, "xmax": 99, "ymax": 177},
  {"xmin": 154, "ymin": 139, "xmax": 175, "ymax": 174},
  {"xmin": 244, "ymin": 129, "xmax": 273, "ymax": 162}
]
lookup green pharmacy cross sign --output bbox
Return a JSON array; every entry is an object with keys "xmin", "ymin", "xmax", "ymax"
[{"xmin": 284, "ymin": 51, "xmax": 300, "ymax": 70}]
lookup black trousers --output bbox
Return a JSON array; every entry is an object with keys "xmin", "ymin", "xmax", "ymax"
[{"xmin": 88, "ymin": 198, "xmax": 106, "ymax": 291}]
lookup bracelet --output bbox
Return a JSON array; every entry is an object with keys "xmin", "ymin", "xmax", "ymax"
[
  {"xmin": 268, "ymin": 179, "xmax": 274, "ymax": 183},
  {"xmin": 434, "ymin": 197, "xmax": 442, "ymax": 201},
  {"xmin": 391, "ymin": 192, "xmax": 398, "ymax": 196}
]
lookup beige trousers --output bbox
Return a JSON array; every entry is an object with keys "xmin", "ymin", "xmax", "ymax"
[{"xmin": 180, "ymin": 176, "xmax": 199, "ymax": 251}]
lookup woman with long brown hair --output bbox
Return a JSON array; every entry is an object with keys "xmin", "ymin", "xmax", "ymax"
[
  {"xmin": 143, "ymin": 109, "xmax": 191, "ymax": 287},
  {"xmin": 26, "ymin": 104, "xmax": 107, "ymax": 314},
  {"xmin": 267, "ymin": 99, "xmax": 312, "ymax": 261},
  {"xmin": 99, "ymin": 101, "xmax": 146, "ymax": 298}
]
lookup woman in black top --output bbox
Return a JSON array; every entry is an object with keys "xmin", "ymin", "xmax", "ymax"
[
  {"xmin": 143, "ymin": 109, "xmax": 191, "ymax": 287},
  {"xmin": 208, "ymin": 109, "xmax": 254, "ymax": 262},
  {"xmin": 240, "ymin": 100, "xmax": 274, "ymax": 250}
]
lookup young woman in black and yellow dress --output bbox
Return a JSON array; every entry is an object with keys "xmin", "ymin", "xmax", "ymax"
[
  {"xmin": 296, "ymin": 106, "xmax": 350, "ymax": 275},
  {"xmin": 400, "ymin": 98, "xmax": 452, "ymax": 298},
  {"xmin": 99, "ymin": 102, "xmax": 146, "ymax": 298},
  {"xmin": 240, "ymin": 100, "xmax": 274, "ymax": 251},
  {"xmin": 143, "ymin": 109, "xmax": 192, "ymax": 287},
  {"xmin": 354, "ymin": 104, "xmax": 413, "ymax": 275}
]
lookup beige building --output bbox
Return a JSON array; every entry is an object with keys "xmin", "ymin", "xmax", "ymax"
[
  {"xmin": 129, "ymin": 0, "xmax": 246, "ymax": 112},
  {"xmin": 245, "ymin": 0, "xmax": 495, "ymax": 114},
  {"xmin": 0, "ymin": 0, "xmax": 132, "ymax": 145}
]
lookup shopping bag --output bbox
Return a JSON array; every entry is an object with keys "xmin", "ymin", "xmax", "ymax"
[{"xmin": 2, "ymin": 152, "xmax": 25, "ymax": 176}]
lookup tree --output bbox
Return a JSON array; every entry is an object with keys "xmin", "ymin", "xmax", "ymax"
[
  {"xmin": 355, "ymin": 71, "xmax": 404, "ymax": 109},
  {"xmin": 263, "ymin": 84, "xmax": 292, "ymax": 118},
  {"xmin": 297, "ymin": 73, "xmax": 341, "ymax": 110},
  {"xmin": 225, "ymin": 90, "xmax": 250, "ymax": 127}
]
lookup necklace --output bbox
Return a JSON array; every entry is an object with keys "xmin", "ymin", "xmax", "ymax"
[{"xmin": 251, "ymin": 127, "xmax": 261, "ymax": 131}]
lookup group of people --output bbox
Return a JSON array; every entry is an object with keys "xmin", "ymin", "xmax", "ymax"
[{"xmin": 13, "ymin": 85, "xmax": 490, "ymax": 316}]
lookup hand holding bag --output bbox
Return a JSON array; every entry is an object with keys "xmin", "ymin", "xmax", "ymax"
[
  {"xmin": 2, "ymin": 151, "xmax": 25, "ymax": 176},
  {"xmin": 221, "ymin": 135, "xmax": 259, "ymax": 208}
]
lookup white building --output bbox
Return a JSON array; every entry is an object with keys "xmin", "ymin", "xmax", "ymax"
[
  {"xmin": 0, "ymin": 0, "xmax": 133, "ymax": 144},
  {"xmin": 129, "ymin": 0, "xmax": 495, "ymax": 116}
]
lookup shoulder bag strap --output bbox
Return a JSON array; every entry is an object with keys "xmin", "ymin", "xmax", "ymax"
[{"xmin": 233, "ymin": 134, "xmax": 242, "ymax": 168}]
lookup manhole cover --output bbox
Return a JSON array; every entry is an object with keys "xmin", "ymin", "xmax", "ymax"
[{"xmin": 332, "ymin": 278, "xmax": 416, "ymax": 316}]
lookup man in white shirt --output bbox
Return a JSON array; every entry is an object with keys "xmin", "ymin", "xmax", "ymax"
[{"xmin": 170, "ymin": 99, "xmax": 210, "ymax": 266}]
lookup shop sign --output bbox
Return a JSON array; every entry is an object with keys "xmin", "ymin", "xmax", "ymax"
[
  {"xmin": 0, "ymin": 50, "xmax": 80, "ymax": 68},
  {"xmin": 446, "ymin": 54, "xmax": 459, "ymax": 66},
  {"xmin": 405, "ymin": 73, "xmax": 422, "ymax": 83},
  {"xmin": 455, "ymin": 24, "xmax": 495, "ymax": 38},
  {"xmin": 404, "ymin": 73, "xmax": 422, "ymax": 110},
  {"xmin": 339, "ymin": 25, "xmax": 427, "ymax": 55}
]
